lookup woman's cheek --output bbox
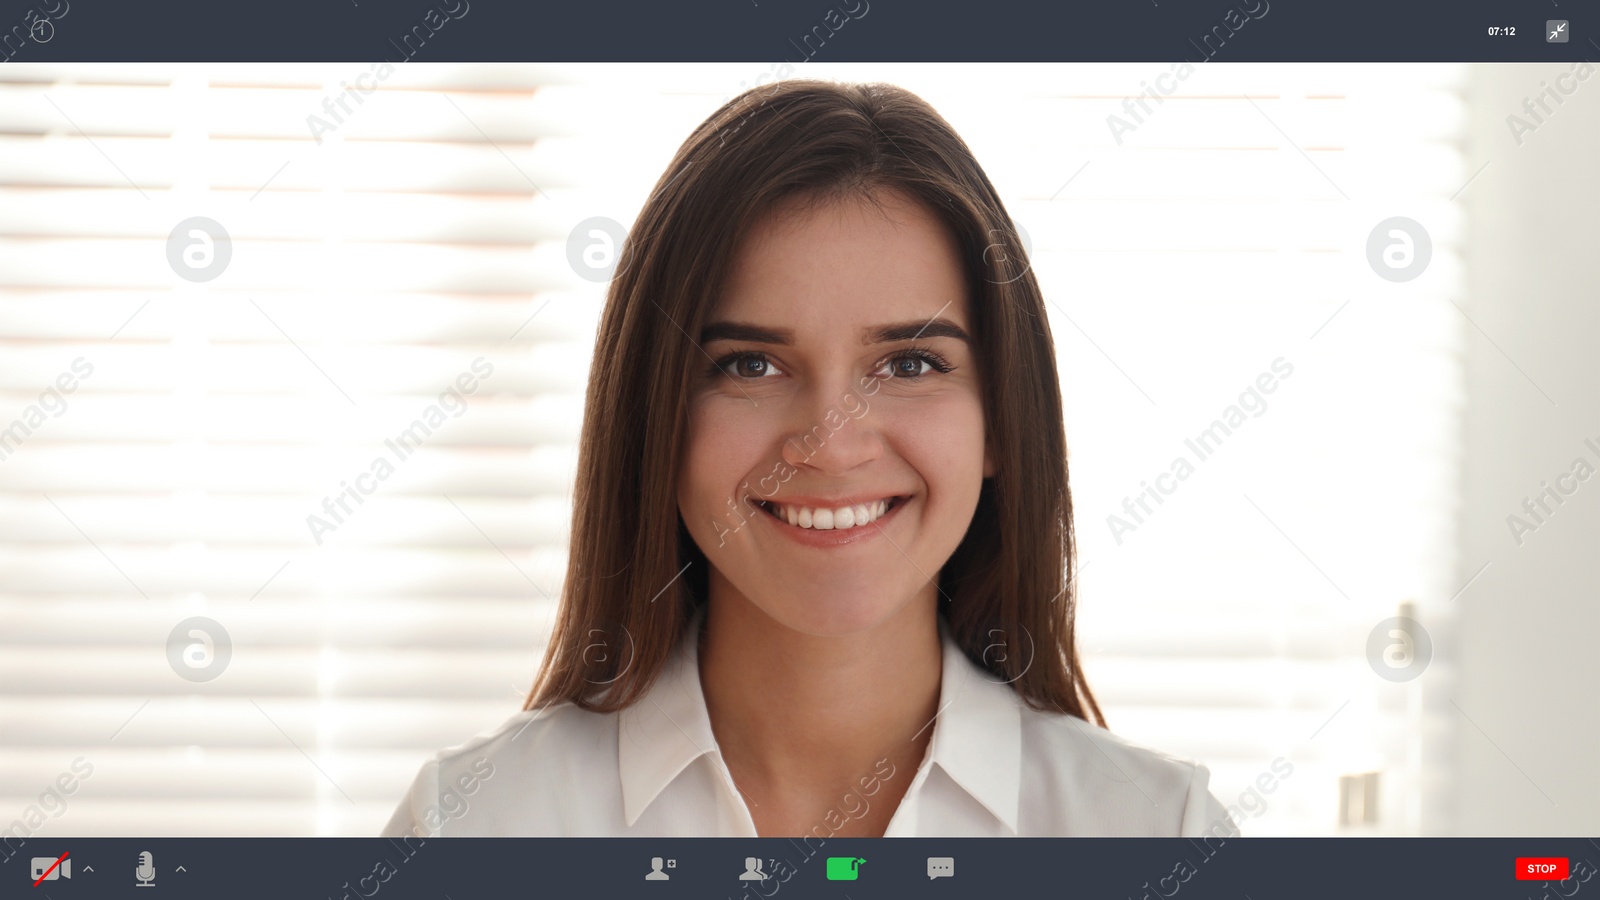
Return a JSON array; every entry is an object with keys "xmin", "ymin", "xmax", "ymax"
[
  {"xmin": 681, "ymin": 401, "xmax": 775, "ymax": 518},
  {"xmin": 883, "ymin": 392, "xmax": 988, "ymax": 484}
]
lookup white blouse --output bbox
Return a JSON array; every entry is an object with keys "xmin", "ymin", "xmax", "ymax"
[{"xmin": 382, "ymin": 616, "xmax": 1237, "ymax": 838}]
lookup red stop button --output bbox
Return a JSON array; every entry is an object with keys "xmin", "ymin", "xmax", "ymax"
[{"xmin": 1516, "ymin": 858, "xmax": 1569, "ymax": 880}]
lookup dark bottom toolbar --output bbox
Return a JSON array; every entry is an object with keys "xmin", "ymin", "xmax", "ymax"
[{"xmin": 4, "ymin": 837, "xmax": 1597, "ymax": 899}]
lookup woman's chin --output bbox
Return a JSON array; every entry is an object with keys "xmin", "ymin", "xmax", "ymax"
[{"xmin": 753, "ymin": 592, "xmax": 918, "ymax": 639}]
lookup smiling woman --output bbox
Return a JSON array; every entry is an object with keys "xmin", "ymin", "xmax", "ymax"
[{"xmin": 382, "ymin": 80, "xmax": 1237, "ymax": 839}]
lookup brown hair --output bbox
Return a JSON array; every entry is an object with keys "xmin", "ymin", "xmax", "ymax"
[{"xmin": 525, "ymin": 80, "xmax": 1103, "ymax": 727}]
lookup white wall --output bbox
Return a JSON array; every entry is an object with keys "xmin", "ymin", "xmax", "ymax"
[{"xmin": 1445, "ymin": 63, "xmax": 1599, "ymax": 835}]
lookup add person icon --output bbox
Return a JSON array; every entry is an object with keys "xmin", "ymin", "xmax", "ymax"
[
  {"xmin": 739, "ymin": 857, "xmax": 768, "ymax": 881},
  {"xmin": 645, "ymin": 857, "xmax": 670, "ymax": 881}
]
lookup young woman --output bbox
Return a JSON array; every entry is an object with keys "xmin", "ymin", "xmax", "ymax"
[{"xmin": 384, "ymin": 79, "xmax": 1234, "ymax": 839}]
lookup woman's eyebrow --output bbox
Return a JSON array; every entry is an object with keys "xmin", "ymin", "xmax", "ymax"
[
  {"xmin": 699, "ymin": 318, "xmax": 972, "ymax": 346},
  {"xmin": 868, "ymin": 318, "xmax": 972, "ymax": 345},
  {"xmin": 700, "ymin": 321, "xmax": 792, "ymax": 344}
]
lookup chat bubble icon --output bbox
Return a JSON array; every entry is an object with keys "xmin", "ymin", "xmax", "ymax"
[{"xmin": 927, "ymin": 856, "xmax": 954, "ymax": 880}]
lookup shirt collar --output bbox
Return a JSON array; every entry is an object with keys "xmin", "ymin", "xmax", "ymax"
[
  {"xmin": 617, "ymin": 615, "xmax": 720, "ymax": 828},
  {"xmin": 924, "ymin": 615, "xmax": 1024, "ymax": 833},
  {"xmin": 616, "ymin": 611, "xmax": 1024, "ymax": 833}
]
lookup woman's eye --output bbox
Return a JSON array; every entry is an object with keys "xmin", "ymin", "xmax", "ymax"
[
  {"xmin": 713, "ymin": 349, "xmax": 950, "ymax": 382},
  {"xmin": 887, "ymin": 356, "xmax": 933, "ymax": 378},
  {"xmin": 717, "ymin": 353, "xmax": 783, "ymax": 380},
  {"xmin": 878, "ymin": 351, "xmax": 953, "ymax": 379}
]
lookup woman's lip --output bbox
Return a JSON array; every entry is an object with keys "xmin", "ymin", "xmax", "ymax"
[
  {"xmin": 759, "ymin": 494, "xmax": 907, "ymax": 509},
  {"xmin": 754, "ymin": 495, "xmax": 910, "ymax": 547}
]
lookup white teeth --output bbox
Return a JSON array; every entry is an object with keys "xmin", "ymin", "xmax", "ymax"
[{"xmin": 768, "ymin": 498, "xmax": 897, "ymax": 531}]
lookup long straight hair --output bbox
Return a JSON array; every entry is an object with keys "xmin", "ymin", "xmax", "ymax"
[{"xmin": 525, "ymin": 80, "xmax": 1103, "ymax": 726}]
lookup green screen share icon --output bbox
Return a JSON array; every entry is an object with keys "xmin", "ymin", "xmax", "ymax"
[{"xmin": 826, "ymin": 857, "xmax": 865, "ymax": 881}]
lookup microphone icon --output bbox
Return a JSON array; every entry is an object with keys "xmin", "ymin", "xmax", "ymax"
[{"xmin": 135, "ymin": 851, "xmax": 155, "ymax": 887}]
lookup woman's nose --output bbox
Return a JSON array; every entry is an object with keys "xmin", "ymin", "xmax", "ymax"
[{"xmin": 779, "ymin": 378, "xmax": 883, "ymax": 474}]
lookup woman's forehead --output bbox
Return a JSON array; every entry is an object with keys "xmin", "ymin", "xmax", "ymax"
[{"xmin": 714, "ymin": 190, "xmax": 970, "ymax": 337}]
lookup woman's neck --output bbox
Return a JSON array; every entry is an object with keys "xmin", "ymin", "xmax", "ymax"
[{"xmin": 697, "ymin": 578, "xmax": 943, "ymax": 836}]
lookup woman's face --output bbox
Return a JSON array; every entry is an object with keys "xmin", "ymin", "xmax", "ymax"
[{"xmin": 677, "ymin": 189, "xmax": 994, "ymax": 637}]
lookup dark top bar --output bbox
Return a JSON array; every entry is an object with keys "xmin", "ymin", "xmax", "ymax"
[{"xmin": 0, "ymin": 0, "xmax": 1593, "ymax": 63}]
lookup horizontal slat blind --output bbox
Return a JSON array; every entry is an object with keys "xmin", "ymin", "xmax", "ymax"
[{"xmin": 0, "ymin": 63, "xmax": 613, "ymax": 837}]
